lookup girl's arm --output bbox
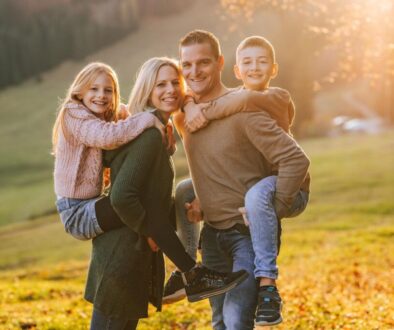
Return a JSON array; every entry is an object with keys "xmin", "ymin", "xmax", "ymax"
[
  {"xmin": 109, "ymin": 128, "xmax": 161, "ymax": 234},
  {"xmin": 64, "ymin": 104, "xmax": 163, "ymax": 150}
]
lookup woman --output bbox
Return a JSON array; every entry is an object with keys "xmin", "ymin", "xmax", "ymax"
[{"xmin": 84, "ymin": 57, "xmax": 247, "ymax": 330}]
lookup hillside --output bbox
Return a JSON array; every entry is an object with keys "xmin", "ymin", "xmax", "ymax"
[
  {"xmin": 0, "ymin": 0, "xmax": 289, "ymax": 226},
  {"xmin": 0, "ymin": 131, "xmax": 393, "ymax": 329}
]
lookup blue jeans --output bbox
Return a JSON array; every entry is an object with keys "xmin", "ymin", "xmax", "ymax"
[
  {"xmin": 245, "ymin": 175, "xmax": 309, "ymax": 279},
  {"xmin": 175, "ymin": 178, "xmax": 200, "ymax": 260},
  {"xmin": 56, "ymin": 196, "xmax": 103, "ymax": 240},
  {"xmin": 90, "ymin": 308, "xmax": 138, "ymax": 330},
  {"xmin": 201, "ymin": 224, "xmax": 257, "ymax": 330}
]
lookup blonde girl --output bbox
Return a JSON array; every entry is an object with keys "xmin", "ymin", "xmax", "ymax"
[{"xmin": 53, "ymin": 62, "xmax": 164, "ymax": 240}]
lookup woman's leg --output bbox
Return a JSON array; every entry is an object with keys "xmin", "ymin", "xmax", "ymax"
[
  {"xmin": 95, "ymin": 196, "xmax": 125, "ymax": 232},
  {"xmin": 90, "ymin": 308, "xmax": 138, "ymax": 330}
]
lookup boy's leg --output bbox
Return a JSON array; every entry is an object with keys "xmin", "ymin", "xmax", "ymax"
[
  {"xmin": 245, "ymin": 176, "xmax": 283, "ymax": 326},
  {"xmin": 90, "ymin": 308, "xmax": 138, "ymax": 330},
  {"xmin": 244, "ymin": 176, "xmax": 279, "ymax": 281}
]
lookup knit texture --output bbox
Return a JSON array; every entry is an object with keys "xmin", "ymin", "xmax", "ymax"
[
  {"xmin": 181, "ymin": 110, "xmax": 310, "ymax": 230},
  {"xmin": 53, "ymin": 103, "xmax": 155, "ymax": 199},
  {"xmin": 85, "ymin": 128, "xmax": 172, "ymax": 318}
]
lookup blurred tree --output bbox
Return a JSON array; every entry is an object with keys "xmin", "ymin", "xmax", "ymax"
[{"xmin": 220, "ymin": 0, "xmax": 394, "ymax": 126}]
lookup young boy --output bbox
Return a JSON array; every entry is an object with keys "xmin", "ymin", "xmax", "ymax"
[{"xmin": 165, "ymin": 36, "xmax": 310, "ymax": 326}]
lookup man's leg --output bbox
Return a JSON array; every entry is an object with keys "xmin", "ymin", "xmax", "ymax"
[
  {"xmin": 200, "ymin": 224, "xmax": 232, "ymax": 330},
  {"xmin": 201, "ymin": 225, "xmax": 257, "ymax": 330},
  {"xmin": 175, "ymin": 178, "xmax": 200, "ymax": 260},
  {"xmin": 219, "ymin": 229, "xmax": 257, "ymax": 330}
]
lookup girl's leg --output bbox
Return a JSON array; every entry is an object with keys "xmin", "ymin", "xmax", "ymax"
[
  {"xmin": 95, "ymin": 196, "xmax": 125, "ymax": 232},
  {"xmin": 175, "ymin": 178, "xmax": 200, "ymax": 260}
]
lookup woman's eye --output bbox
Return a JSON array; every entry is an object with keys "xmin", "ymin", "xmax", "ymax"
[
  {"xmin": 105, "ymin": 89, "xmax": 113, "ymax": 93},
  {"xmin": 91, "ymin": 87, "xmax": 98, "ymax": 91}
]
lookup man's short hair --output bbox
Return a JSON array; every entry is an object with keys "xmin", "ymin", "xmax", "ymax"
[
  {"xmin": 236, "ymin": 36, "xmax": 276, "ymax": 63},
  {"xmin": 179, "ymin": 29, "xmax": 221, "ymax": 59}
]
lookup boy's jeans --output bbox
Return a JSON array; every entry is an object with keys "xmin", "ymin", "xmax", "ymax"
[
  {"xmin": 245, "ymin": 175, "xmax": 309, "ymax": 279},
  {"xmin": 175, "ymin": 176, "xmax": 309, "ymax": 279}
]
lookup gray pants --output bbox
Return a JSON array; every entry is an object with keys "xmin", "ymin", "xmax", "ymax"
[{"xmin": 56, "ymin": 196, "xmax": 104, "ymax": 240}]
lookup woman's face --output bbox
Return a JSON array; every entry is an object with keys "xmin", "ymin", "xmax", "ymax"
[{"xmin": 150, "ymin": 65, "xmax": 183, "ymax": 117}]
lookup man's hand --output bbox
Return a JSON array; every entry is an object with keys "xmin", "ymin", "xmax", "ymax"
[
  {"xmin": 184, "ymin": 102, "xmax": 209, "ymax": 133},
  {"xmin": 147, "ymin": 237, "xmax": 159, "ymax": 252},
  {"xmin": 238, "ymin": 207, "xmax": 250, "ymax": 226},
  {"xmin": 185, "ymin": 198, "xmax": 203, "ymax": 223}
]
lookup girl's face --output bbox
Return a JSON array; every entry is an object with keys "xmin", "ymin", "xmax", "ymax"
[
  {"xmin": 82, "ymin": 73, "xmax": 114, "ymax": 118},
  {"xmin": 150, "ymin": 65, "xmax": 183, "ymax": 120}
]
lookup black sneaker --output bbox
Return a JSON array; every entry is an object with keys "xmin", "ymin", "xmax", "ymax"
[
  {"xmin": 162, "ymin": 271, "xmax": 186, "ymax": 304},
  {"xmin": 181, "ymin": 264, "xmax": 248, "ymax": 303},
  {"xmin": 255, "ymin": 285, "xmax": 283, "ymax": 326}
]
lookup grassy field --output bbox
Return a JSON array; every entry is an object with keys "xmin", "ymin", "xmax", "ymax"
[{"xmin": 1, "ymin": 131, "xmax": 393, "ymax": 329}]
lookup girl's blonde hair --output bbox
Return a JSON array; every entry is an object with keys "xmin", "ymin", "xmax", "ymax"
[
  {"xmin": 127, "ymin": 57, "xmax": 185, "ymax": 115},
  {"xmin": 52, "ymin": 62, "xmax": 120, "ymax": 154}
]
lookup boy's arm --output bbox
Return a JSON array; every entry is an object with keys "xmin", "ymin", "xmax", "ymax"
[
  {"xmin": 244, "ymin": 112, "xmax": 310, "ymax": 218},
  {"xmin": 203, "ymin": 87, "xmax": 291, "ymax": 121}
]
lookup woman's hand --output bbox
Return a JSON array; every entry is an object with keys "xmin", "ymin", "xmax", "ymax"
[{"xmin": 183, "ymin": 102, "xmax": 209, "ymax": 133}]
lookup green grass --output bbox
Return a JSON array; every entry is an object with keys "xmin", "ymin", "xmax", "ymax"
[{"xmin": 0, "ymin": 131, "xmax": 393, "ymax": 329}]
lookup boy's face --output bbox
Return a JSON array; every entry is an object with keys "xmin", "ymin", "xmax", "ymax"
[
  {"xmin": 234, "ymin": 46, "xmax": 278, "ymax": 91},
  {"xmin": 180, "ymin": 42, "xmax": 224, "ymax": 102}
]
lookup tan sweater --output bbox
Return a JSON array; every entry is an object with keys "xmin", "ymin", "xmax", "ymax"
[
  {"xmin": 176, "ymin": 94, "xmax": 310, "ymax": 229},
  {"xmin": 54, "ymin": 103, "xmax": 156, "ymax": 199}
]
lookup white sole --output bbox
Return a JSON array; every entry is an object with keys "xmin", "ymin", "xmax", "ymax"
[{"xmin": 162, "ymin": 288, "xmax": 186, "ymax": 304}]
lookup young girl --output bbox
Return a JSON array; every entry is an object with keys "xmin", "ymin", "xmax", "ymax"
[{"xmin": 52, "ymin": 62, "xmax": 165, "ymax": 241}]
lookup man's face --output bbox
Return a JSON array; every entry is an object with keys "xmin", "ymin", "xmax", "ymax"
[
  {"xmin": 234, "ymin": 46, "xmax": 277, "ymax": 91},
  {"xmin": 180, "ymin": 43, "xmax": 223, "ymax": 100}
]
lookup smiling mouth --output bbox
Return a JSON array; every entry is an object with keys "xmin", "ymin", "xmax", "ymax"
[{"xmin": 93, "ymin": 101, "xmax": 107, "ymax": 106}]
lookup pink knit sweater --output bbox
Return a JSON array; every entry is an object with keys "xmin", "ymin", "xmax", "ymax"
[{"xmin": 54, "ymin": 103, "xmax": 156, "ymax": 199}]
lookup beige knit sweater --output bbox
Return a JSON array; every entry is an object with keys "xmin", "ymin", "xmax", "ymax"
[{"xmin": 54, "ymin": 103, "xmax": 156, "ymax": 199}]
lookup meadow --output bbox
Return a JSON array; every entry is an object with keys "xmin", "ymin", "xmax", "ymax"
[{"xmin": 1, "ymin": 131, "xmax": 393, "ymax": 329}]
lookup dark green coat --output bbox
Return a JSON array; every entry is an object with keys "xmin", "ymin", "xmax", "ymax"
[{"xmin": 85, "ymin": 128, "xmax": 174, "ymax": 319}]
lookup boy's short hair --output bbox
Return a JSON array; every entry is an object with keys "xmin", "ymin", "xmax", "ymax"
[
  {"xmin": 236, "ymin": 36, "xmax": 276, "ymax": 63},
  {"xmin": 179, "ymin": 29, "xmax": 221, "ymax": 59}
]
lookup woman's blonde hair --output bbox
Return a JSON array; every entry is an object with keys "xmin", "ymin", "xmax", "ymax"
[
  {"xmin": 52, "ymin": 62, "xmax": 120, "ymax": 154},
  {"xmin": 127, "ymin": 57, "xmax": 185, "ymax": 115}
]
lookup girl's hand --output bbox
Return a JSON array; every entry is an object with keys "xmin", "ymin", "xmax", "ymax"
[
  {"xmin": 147, "ymin": 237, "xmax": 159, "ymax": 252},
  {"xmin": 153, "ymin": 116, "xmax": 166, "ymax": 143},
  {"xmin": 184, "ymin": 102, "xmax": 209, "ymax": 133},
  {"xmin": 166, "ymin": 121, "xmax": 177, "ymax": 155}
]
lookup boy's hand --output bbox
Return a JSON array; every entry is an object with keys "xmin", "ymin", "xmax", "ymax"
[
  {"xmin": 185, "ymin": 198, "xmax": 203, "ymax": 223},
  {"xmin": 238, "ymin": 207, "xmax": 250, "ymax": 226},
  {"xmin": 147, "ymin": 237, "xmax": 159, "ymax": 252},
  {"xmin": 183, "ymin": 102, "xmax": 209, "ymax": 133}
]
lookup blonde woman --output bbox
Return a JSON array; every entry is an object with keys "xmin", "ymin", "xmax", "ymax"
[{"xmin": 85, "ymin": 57, "xmax": 247, "ymax": 330}]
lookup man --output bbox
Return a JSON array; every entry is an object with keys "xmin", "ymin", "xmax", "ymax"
[{"xmin": 173, "ymin": 30, "xmax": 310, "ymax": 330}]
